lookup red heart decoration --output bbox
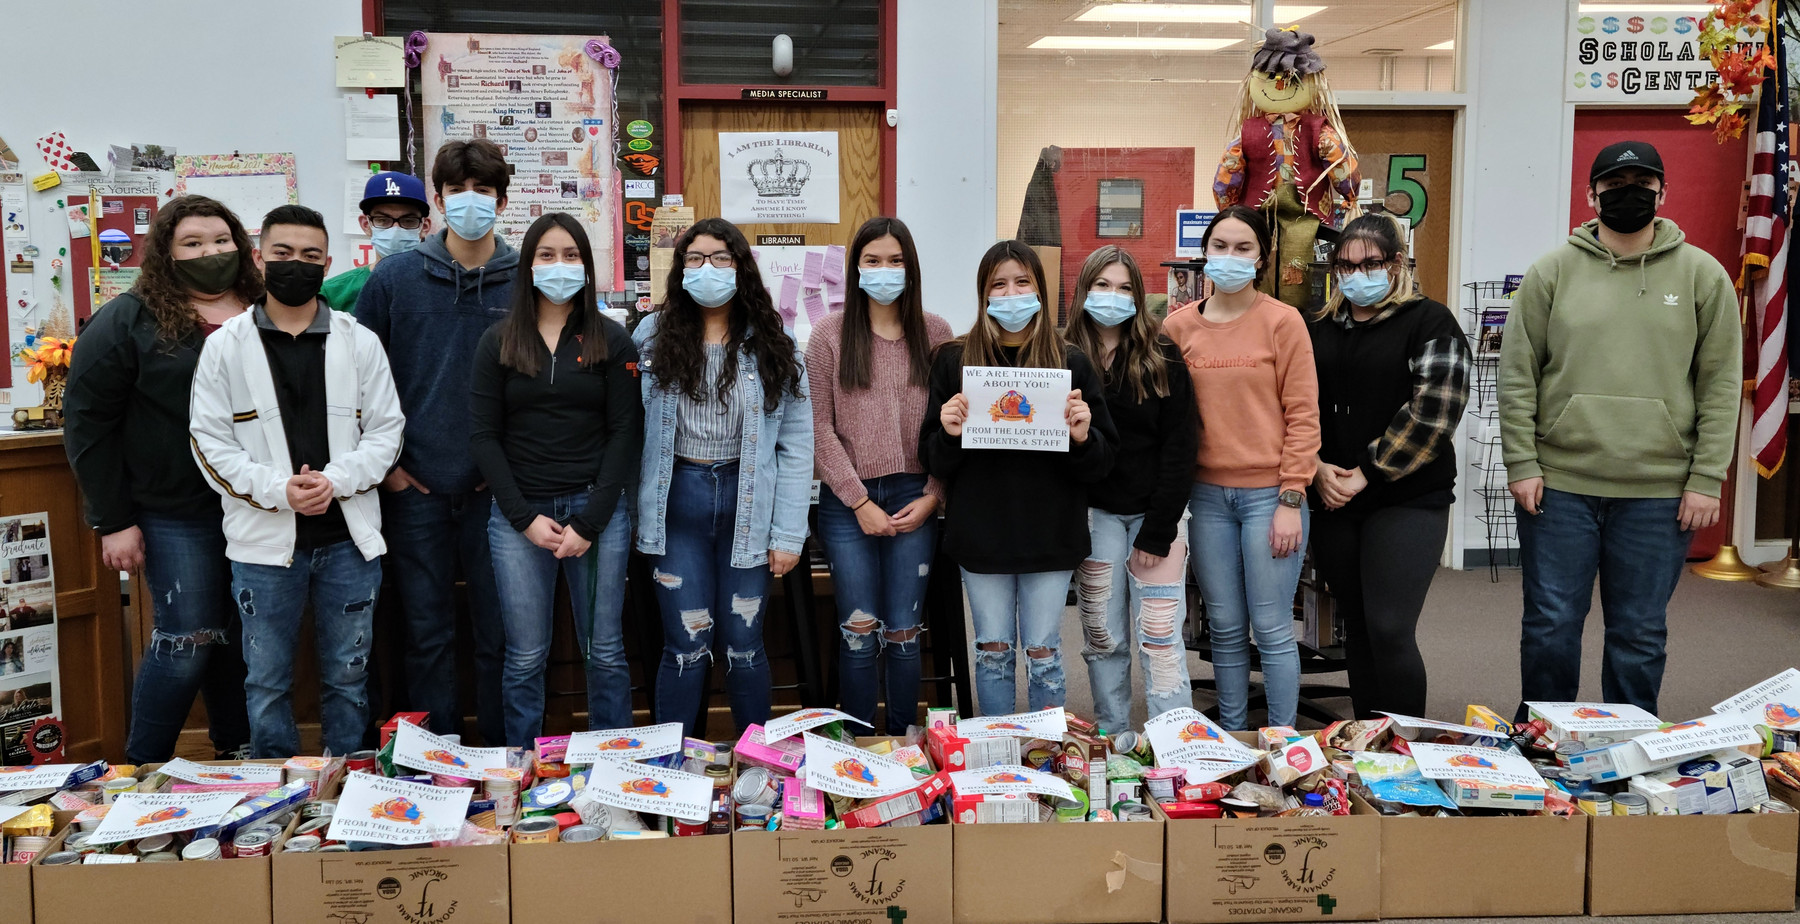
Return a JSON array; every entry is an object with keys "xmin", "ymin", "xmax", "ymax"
[{"xmin": 587, "ymin": 126, "xmax": 599, "ymax": 137}]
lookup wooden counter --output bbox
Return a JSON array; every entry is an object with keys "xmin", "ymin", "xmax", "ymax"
[{"xmin": 0, "ymin": 429, "xmax": 127, "ymax": 761}]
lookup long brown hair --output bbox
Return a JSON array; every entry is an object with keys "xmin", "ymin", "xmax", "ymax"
[
  {"xmin": 500, "ymin": 212, "xmax": 608, "ymax": 376},
  {"xmin": 1064, "ymin": 246, "xmax": 1170, "ymax": 403},
  {"xmin": 953, "ymin": 240, "xmax": 1065, "ymax": 370},
  {"xmin": 840, "ymin": 216, "xmax": 931, "ymax": 389},
  {"xmin": 651, "ymin": 217, "xmax": 803, "ymax": 412},
  {"xmin": 132, "ymin": 196, "xmax": 262, "ymax": 342}
]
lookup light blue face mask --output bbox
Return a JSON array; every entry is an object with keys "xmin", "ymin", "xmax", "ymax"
[
  {"xmin": 443, "ymin": 190, "xmax": 497, "ymax": 241},
  {"xmin": 858, "ymin": 266, "xmax": 907, "ymax": 305},
  {"xmin": 682, "ymin": 263, "xmax": 738, "ymax": 308},
  {"xmin": 1203, "ymin": 254, "xmax": 1257, "ymax": 293},
  {"xmin": 1338, "ymin": 268, "xmax": 1393, "ymax": 307},
  {"xmin": 1083, "ymin": 290, "xmax": 1137, "ymax": 327},
  {"xmin": 370, "ymin": 224, "xmax": 423, "ymax": 258},
  {"xmin": 987, "ymin": 292, "xmax": 1042, "ymax": 333},
  {"xmin": 532, "ymin": 262, "xmax": 587, "ymax": 305}
]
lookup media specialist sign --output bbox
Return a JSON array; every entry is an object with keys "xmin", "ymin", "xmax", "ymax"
[{"xmin": 1565, "ymin": 7, "xmax": 1764, "ymax": 104}]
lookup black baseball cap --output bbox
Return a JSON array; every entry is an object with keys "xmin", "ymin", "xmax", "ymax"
[{"xmin": 1590, "ymin": 141, "xmax": 1664, "ymax": 183}]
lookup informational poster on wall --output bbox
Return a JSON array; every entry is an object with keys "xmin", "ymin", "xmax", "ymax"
[
  {"xmin": 421, "ymin": 32, "xmax": 619, "ymax": 287},
  {"xmin": 0, "ymin": 512, "xmax": 61, "ymax": 765},
  {"xmin": 752, "ymin": 243, "xmax": 845, "ymax": 346},
  {"xmin": 61, "ymin": 171, "xmax": 173, "ymax": 322},
  {"xmin": 173, "ymin": 154, "xmax": 296, "ymax": 236},
  {"xmin": 1565, "ymin": 8, "xmax": 1763, "ymax": 103},
  {"xmin": 719, "ymin": 132, "xmax": 839, "ymax": 224}
]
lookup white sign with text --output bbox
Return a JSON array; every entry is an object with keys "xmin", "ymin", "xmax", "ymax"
[{"xmin": 961, "ymin": 366, "xmax": 1072, "ymax": 452}]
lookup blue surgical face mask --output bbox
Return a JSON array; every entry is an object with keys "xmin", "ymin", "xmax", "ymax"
[
  {"xmin": 1203, "ymin": 254, "xmax": 1257, "ymax": 293},
  {"xmin": 858, "ymin": 266, "xmax": 906, "ymax": 305},
  {"xmin": 532, "ymin": 262, "xmax": 587, "ymax": 305},
  {"xmin": 1338, "ymin": 268, "xmax": 1393, "ymax": 307},
  {"xmin": 1083, "ymin": 290, "xmax": 1137, "ymax": 327},
  {"xmin": 986, "ymin": 292, "xmax": 1041, "ymax": 333},
  {"xmin": 443, "ymin": 190, "xmax": 497, "ymax": 241},
  {"xmin": 682, "ymin": 263, "xmax": 738, "ymax": 308},
  {"xmin": 370, "ymin": 224, "xmax": 423, "ymax": 258}
]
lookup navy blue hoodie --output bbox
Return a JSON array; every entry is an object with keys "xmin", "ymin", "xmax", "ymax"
[{"xmin": 355, "ymin": 230, "xmax": 517, "ymax": 493}]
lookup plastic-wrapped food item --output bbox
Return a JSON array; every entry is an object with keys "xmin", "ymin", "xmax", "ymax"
[
  {"xmin": 1, "ymin": 803, "xmax": 52, "ymax": 836},
  {"xmin": 1351, "ymin": 751, "xmax": 1456, "ymax": 812},
  {"xmin": 443, "ymin": 820, "xmax": 507, "ymax": 847},
  {"xmin": 1229, "ymin": 781, "xmax": 1287, "ymax": 813},
  {"xmin": 1104, "ymin": 755, "xmax": 1144, "ymax": 779}
]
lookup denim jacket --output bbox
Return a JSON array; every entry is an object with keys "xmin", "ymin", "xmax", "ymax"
[{"xmin": 633, "ymin": 312, "xmax": 814, "ymax": 567}]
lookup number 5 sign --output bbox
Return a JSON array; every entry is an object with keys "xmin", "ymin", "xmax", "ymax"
[{"xmin": 1383, "ymin": 154, "xmax": 1428, "ymax": 229}]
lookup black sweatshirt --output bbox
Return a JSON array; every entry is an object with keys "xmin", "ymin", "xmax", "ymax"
[
  {"xmin": 1088, "ymin": 340, "xmax": 1198, "ymax": 557},
  {"xmin": 254, "ymin": 303, "xmax": 350, "ymax": 549},
  {"xmin": 469, "ymin": 313, "xmax": 642, "ymax": 541},
  {"xmin": 919, "ymin": 342, "xmax": 1118, "ymax": 574},
  {"xmin": 63, "ymin": 292, "xmax": 218, "ymax": 533}
]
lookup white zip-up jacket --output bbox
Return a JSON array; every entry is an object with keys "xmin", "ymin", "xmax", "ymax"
[{"xmin": 189, "ymin": 303, "xmax": 404, "ymax": 565}]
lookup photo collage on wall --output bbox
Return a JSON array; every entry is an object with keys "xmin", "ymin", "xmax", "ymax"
[{"xmin": 0, "ymin": 512, "xmax": 59, "ymax": 764}]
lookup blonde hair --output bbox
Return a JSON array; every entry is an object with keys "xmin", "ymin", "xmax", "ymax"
[
  {"xmin": 1314, "ymin": 211, "xmax": 1417, "ymax": 321},
  {"xmin": 1064, "ymin": 246, "xmax": 1171, "ymax": 402}
]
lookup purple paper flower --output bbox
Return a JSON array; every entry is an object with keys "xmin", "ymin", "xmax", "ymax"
[
  {"xmin": 585, "ymin": 39, "xmax": 621, "ymax": 69},
  {"xmin": 404, "ymin": 31, "xmax": 428, "ymax": 68}
]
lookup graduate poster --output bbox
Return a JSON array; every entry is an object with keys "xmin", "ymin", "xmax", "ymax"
[{"xmin": 422, "ymin": 32, "xmax": 618, "ymax": 286}]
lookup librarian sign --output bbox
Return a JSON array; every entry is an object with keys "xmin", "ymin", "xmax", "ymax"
[{"xmin": 1565, "ymin": 7, "xmax": 1763, "ymax": 104}]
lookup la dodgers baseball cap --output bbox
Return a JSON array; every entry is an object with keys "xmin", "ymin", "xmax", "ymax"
[
  {"xmin": 1590, "ymin": 141, "xmax": 1664, "ymax": 183},
  {"xmin": 360, "ymin": 171, "xmax": 430, "ymax": 212}
]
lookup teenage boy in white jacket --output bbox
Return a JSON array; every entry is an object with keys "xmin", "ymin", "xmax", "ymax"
[{"xmin": 190, "ymin": 204, "xmax": 404, "ymax": 758}]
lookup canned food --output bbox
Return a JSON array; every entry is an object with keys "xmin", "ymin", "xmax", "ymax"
[
  {"xmin": 1577, "ymin": 793, "xmax": 1613, "ymax": 817},
  {"xmin": 282, "ymin": 835, "xmax": 322, "ymax": 853},
  {"xmin": 512, "ymin": 817, "xmax": 559, "ymax": 844},
  {"xmin": 1218, "ymin": 797, "xmax": 1260, "ymax": 818},
  {"xmin": 232, "ymin": 830, "xmax": 272, "ymax": 858},
  {"xmin": 1560, "ymin": 772, "xmax": 1592, "ymax": 797},
  {"xmin": 300, "ymin": 800, "xmax": 336, "ymax": 819},
  {"xmin": 561, "ymin": 824, "xmax": 606, "ymax": 844},
  {"xmin": 142, "ymin": 853, "xmax": 179, "ymax": 863},
  {"xmin": 7, "ymin": 836, "xmax": 49, "ymax": 864},
  {"xmin": 1611, "ymin": 792, "xmax": 1649, "ymax": 815},
  {"xmin": 713, "ymin": 742, "xmax": 734, "ymax": 763},
  {"xmin": 181, "ymin": 838, "xmax": 222, "ymax": 861},
  {"xmin": 736, "ymin": 803, "xmax": 772, "ymax": 829},
  {"xmin": 345, "ymin": 750, "xmax": 379, "ymax": 773},
  {"xmin": 295, "ymin": 816, "xmax": 332, "ymax": 837},
  {"xmin": 484, "ymin": 775, "xmax": 521, "ymax": 828},
  {"xmin": 101, "ymin": 777, "xmax": 138, "ymax": 804},
  {"xmin": 732, "ymin": 767, "xmax": 779, "ymax": 807},
  {"xmin": 1109, "ymin": 731, "xmax": 1139, "ymax": 756},
  {"xmin": 1756, "ymin": 800, "xmax": 1799, "ymax": 814},
  {"xmin": 1553, "ymin": 740, "xmax": 1585, "ymax": 767},
  {"xmin": 250, "ymin": 823, "xmax": 285, "ymax": 840},
  {"xmin": 40, "ymin": 852, "xmax": 80, "ymax": 866},
  {"xmin": 671, "ymin": 815, "xmax": 708, "ymax": 837},
  {"xmin": 1142, "ymin": 767, "xmax": 1183, "ymax": 803},
  {"xmin": 318, "ymin": 845, "xmax": 352, "ymax": 853},
  {"xmin": 135, "ymin": 834, "xmax": 174, "ymax": 856},
  {"xmin": 1116, "ymin": 802, "xmax": 1153, "ymax": 822},
  {"xmin": 1049, "ymin": 789, "xmax": 1089, "ymax": 822}
]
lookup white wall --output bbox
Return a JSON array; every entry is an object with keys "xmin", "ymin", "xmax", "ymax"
[{"xmin": 896, "ymin": 0, "xmax": 998, "ymax": 333}]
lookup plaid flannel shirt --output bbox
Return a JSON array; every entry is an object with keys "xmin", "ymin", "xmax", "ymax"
[{"xmin": 1331, "ymin": 303, "xmax": 1472, "ymax": 481}]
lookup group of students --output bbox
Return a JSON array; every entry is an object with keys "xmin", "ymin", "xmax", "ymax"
[{"xmin": 60, "ymin": 135, "xmax": 1733, "ymax": 764}]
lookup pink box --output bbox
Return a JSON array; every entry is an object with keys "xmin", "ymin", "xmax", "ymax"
[
  {"xmin": 781, "ymin": 777, "xmax": 825, "ymax": 829},
  {"xmin": 736, "ymin": 724, "xmax": 805, "ymax": 774},
  {"xmin": 840, "ymin": 771, "xmax": 949, "ymax": 829}
]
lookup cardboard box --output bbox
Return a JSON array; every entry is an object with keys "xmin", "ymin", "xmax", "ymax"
[
  {"xmin": 1161, "ymin": 805, "xmax": 1380, "ymax": 924},
  {"xmin": 0, "ymin": 858, "xmax": 31, "ymax": 924},
  {"xmin": 1377, "ymin": 807, "xmax": 1586, "ymax": 918},
  {"xmin": 272, "ymin": 842, "xmax": 510, "ymax": 924},
  {"xmin": 733, "ymin": 822, "xmax": 952, "ymax": 923},
  {"xmin": 1586, "ymin": 812, "xmax": 1799, "ymax": 915},
  {"xmin": 952, "ymin": 816, "xmax": 1162, "ymax": 923},
  {"xmin": 31, "ymin": 822, "xmax": 273, "ymax": 924},
  {"xmin": 512, "ymin": 833, "xmax": 731, "ymax": 923}
]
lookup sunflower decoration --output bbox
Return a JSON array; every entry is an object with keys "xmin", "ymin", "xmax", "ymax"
[
  {"xmin": 1687, "ymin": 0, "xmax": 1775, "ymax": 142},
  {"xmin": 18, "ymin": 336, "xmax": 74, "ymax": 386}
]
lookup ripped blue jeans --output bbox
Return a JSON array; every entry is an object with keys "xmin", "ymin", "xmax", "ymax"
[
  {"xmin": 232, "ymin": 540, "xmax": 380, "ymax": 758},
  {"xmin": 962, "ymin": 569, "xmax": 1073, "ymax": 715},
  {"xmin": 649, "ymin": 460, "xmax": 773, "ymax": 737},
  {"xmin": 1080, "ymin": 508, "xmax": 1192, "ymax": 734}
]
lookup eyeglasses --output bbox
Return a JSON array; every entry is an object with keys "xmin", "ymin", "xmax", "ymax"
[
  {"xmin": 683, "ymin": 251, "xmax": 736, "ymax": 269},
  {"xmin": 369, "ymin": 215, "xmax": 425, "ymax": 230},
  {"xmin": 1332, "ymin": 257, "xmax": 1392, "ymax": 275}
]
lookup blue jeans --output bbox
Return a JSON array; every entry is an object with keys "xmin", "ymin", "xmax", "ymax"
[
  {"xmin": 127, "ymin": 512, "xmax": 251, "ymax": 764},
  {"xmin": 489, "ymin": 491, "xmax": 634, "ymax": 745},
  {"xmin": 816, "ymin": 474, "xmax": 937, "ymax": 734},
  {"xmin": 1515, "ymin": 487, "xmax": 1690, "ymax": 719},
  {"xmin": 1081, "ymin": 508, "xmax": 1192, "ymax": 734},
  {"xmin": 963, "ymin": 569, "xmax": 1072, "ymax": 715},
  {"xmin": 232, "ymin": 541, "xmax": 381, "ymax": 758},
  {"xmin": 650, "ymin": 460, "xmax": 773, "ymax": 737},
  {"xmin": 1188, "ymin": 483, "xmax": 1306, "ymax": 730},
  {"xmin": 381, "ymin": 488, "xmax": 504, "ymax": 743}
]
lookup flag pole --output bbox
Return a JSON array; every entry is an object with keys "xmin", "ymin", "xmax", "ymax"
[
  {"xmin": 1692, "ymin": 375, "xmax": 1760, "ymax": 579},
  {"xmin": 1755, "ymin": 441, "xmax": 1800, "ymax": 587}
]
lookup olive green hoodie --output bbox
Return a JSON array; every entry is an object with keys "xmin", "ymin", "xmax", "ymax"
[{"xmin": 1498, "ymin": 218, "xmax": 1740, "ymax": 498}]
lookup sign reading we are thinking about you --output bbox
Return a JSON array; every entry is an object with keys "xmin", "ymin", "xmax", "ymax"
[{"xmin": 962, "ymin": 366, "xmax": 1071, "ymax": 452}]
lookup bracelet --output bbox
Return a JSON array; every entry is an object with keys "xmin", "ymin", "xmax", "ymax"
[{"xmin": 852, "ymin": 497, "xmax": 871, "ymax": 511}]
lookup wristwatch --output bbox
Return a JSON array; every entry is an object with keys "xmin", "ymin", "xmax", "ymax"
[{"xmin": 1278, "ymin": 489, "xmax": 1305, "ymax": 509}]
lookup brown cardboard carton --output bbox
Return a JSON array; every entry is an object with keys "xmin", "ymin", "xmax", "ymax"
[
  {"xmin": 734, "ymin": 823, "xmax": 952, "ymax": 923},
  {"xmin": 1586, "ymin": 811, "xmax": 1798, "ymax": 915},
  {"xmin": 1376, "ymin": 803, "xmax": 1586, "ymax": 917},
  {"xmin": 951, "ymin": 817, "xmax": 1163, "ymax": 924},
  {"xmin": 1160, "ymin": 802, "xmax": 1380, "ymax": 923},
  {"xmin": 0, "ymin": 852, "xmax": 31, "ymax": 923},
  {"xmin": 513, "ymin": 834, "xmax": 731, "ymax": 923},
  {"xmin": 272, "ymin": 842, "xmax": 510, "ymax": 924},
  {"xmin": 31, "ymin": 822, "xmax": 273, "ymax": 924}
]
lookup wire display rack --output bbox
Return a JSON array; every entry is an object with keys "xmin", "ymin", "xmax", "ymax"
[{"xmin": 1463, "ymin": 280, "xmax": 1520, "ymax": 580}]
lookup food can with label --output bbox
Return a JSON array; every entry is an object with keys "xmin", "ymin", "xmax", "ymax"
[
  {"xmin": 143, "ymin": 853, "xmax": 179, "ymax": 863},
  {"xmin": 295, "ymin": 816, "xmax": 332, "ymax": 837},
  {"xmin": 1560, "ymin": 772, "xmax": 1593, "ymax": 797},
  {"xmin": 318, "ymin": 845, "xmax": 352, "ymax": 853},
  {"xmin": 671, "ymin": 814, "xmax": 709, "ymax": 837},
  {"xmin": 1577, "ymin": 793, "xmax": 1613, "ymax": 817},
  {"xmin": 345, "ymin": 750, "xmax": 379, "ymax": 773},
  {"xmin": 283, "ymin": 835, "xmax": 322, "ymax": 853},
  {"xmin": 1050, "ymin": 789, "xmax": 1089, "ymax": 822},
  {"xmin": 1116, "ymin": 802, "xmax": 1153, "ymax": 822},
  {"xmin": 1611, "ymin": 792, "xmax": 1649, "ymax": 816},
  {"xmin": 1142, "ymin": 766, "xmax": 1183, "ymax": 803},
  {"xmin": 301, "ymin": 800, "xmax": 336, "ymax": 820},
  {"xmin": 134, "ymin": 834, "xmax": 174, "ymax": 856},
  {"xmin": 1756, "ymin": 800, "xmax": 1799, "ymax": 814},
  {"xmin": 733, "ymin": 766, "xmax": 779, "ymax": 807},
  {"xmin": 512, "ymin": 817, "xmax": 559, "ymax": 844},
  {"xmin": 1554, "ymin": 740, "xmax": 1585, "ymax": 767},
  {"xmin": 561, "ymin": 824, "xmax": 606, "ymax": 844},
  {"xmin": 101, "ymin": 777, "xmax": 137, "ymax": 804},
  {"xmin": 736, "ymin": 803, "xmax": 772, "ymax": 830},
  {"xmin": 232, "ymin": 830, "xmax": 271, "ymax": 858},
  {"xmin": 484, "ymin": 772, "xmax": 522, "ymax": 827},
  {"xmin": 40, "ymin": 851, "xmax": 80, "ymax": 866},
  {"xmin": 181, "ymin": 838, "xmax": 222, "ymax": 861}
]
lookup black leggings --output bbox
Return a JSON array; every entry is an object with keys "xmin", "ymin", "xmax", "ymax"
[{"xmin": 1309, "ymin": 504, "xmax": 1449, "ymax": 718}]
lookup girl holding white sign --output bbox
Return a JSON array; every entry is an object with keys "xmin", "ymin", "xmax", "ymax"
[
  {"xmin": 807, "ymin": 217, "xmax": 954, "ymax": 734},
  {"xmin": 1064, "ymin": 246, "xmax": 1198, "ymax": 734},
  {"xmin": 920, "ymin": 240, "xmax": 1117, "ymax": 715},
  {"xmin": 1164, "ymin": 206, "xmax": 1320, "ymax": 730}
]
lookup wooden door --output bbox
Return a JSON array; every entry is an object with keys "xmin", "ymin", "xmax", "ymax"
[
  {"xmin": 1340, "ymin": 110, "xmax": 1457, "ymax": 306},
  {"xmin": 680, "ymin": 102, "xmax": 883, "ymax": 247}
]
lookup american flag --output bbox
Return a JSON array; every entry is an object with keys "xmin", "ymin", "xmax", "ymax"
[{"xmin": 1747, "ymin": 9, "xmax": 1792, "ymax": 477}]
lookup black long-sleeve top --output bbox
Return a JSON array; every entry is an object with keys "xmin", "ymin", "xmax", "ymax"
[
  {"xmin": 919, "ymin": 342, "xmax": 1117, "ymax": 574},
  {"xmin": 1087, "ymin": 341, "xmax": 1198, "ymax": 557},
  {"xmin": 469, "ymin": 314, "xmax": 642, "ymax": 541}
]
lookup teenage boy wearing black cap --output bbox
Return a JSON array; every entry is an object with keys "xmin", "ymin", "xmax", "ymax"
[
  {"xmin": 1498, "ymin": 140, "xmax": 1740, "ymax": 718},
  {"xmin": 319, "ymin": 171, "xmax": 433, "ymax": 311}
]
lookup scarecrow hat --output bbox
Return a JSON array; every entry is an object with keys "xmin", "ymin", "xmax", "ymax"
[{"xmin": 1253, "ymin": 28, "xmax": 1324, "ymax": 76}]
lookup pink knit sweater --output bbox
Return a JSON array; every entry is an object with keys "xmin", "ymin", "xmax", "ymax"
[{"xmin": 805, "ymin": 310, "xmax": 954, "ymax": 505}]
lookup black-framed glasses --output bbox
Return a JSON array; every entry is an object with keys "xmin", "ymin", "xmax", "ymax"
[
  {"xmin": 1332, "ymin": 257, "xmax": 1392, "ymax": 275},
  {"xmin": 369, "ymin": 215, "xmax": 425, "ymax": 230},
  {"xmin": 683, "ymin": 251, "xmax": 736, "ymax": 269}
]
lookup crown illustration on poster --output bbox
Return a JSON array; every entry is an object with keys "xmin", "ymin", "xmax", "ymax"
[{"xmin": 748, "ymin": 147, "xmax": 811, "ymax": 197}]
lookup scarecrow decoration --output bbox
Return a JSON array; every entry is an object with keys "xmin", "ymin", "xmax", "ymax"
[{"xmin": 1214, "ymin": 27, "xmax": 1361, "ymax": 307}]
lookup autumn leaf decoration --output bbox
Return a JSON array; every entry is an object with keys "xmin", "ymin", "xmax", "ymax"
[
  {"xmin": 1687, "ymin": 0, "xmax": 1776, "ymax": 142},
  {"xmin": 17, "ymin": 336, "xmax": 74, "ymax": 385}
]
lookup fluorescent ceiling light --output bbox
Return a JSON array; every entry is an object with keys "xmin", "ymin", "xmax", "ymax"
[
  {"xmin": 1028, "ymin": 35, "xmax": 1241, "ymax": 51},
  {"xmin": 1074, "ymin": 3, "xmax": 1325, "ymax": 23},
  {"xmin": 1577, "ymin": 3, "xmax": 1712, "ymax": 11},
  {"xmin": 1426, "ymin": 40, "xmax": 1454, "ymax": 50}
]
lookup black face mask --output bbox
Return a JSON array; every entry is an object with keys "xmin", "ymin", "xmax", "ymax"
[
  {"xmin": 262, "ymin": 259, "xmax": 326, "ymax": 307},
  {"xmin": 1597, "ymin": 184, "xmax": 1659, "ymax": 234}
]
